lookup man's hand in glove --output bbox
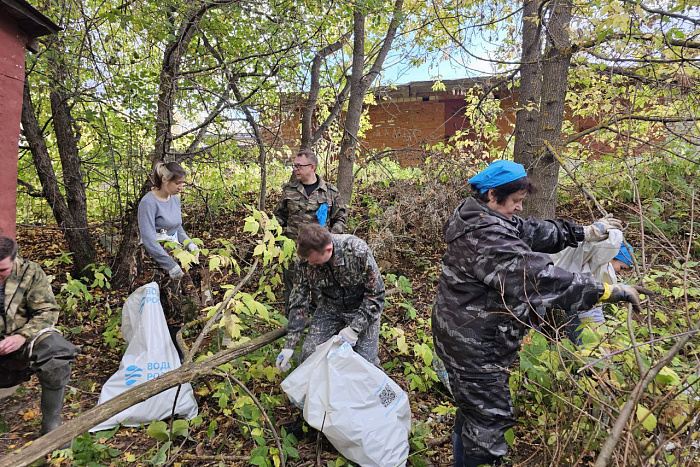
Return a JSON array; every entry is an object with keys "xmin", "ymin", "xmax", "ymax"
[
  {"xmin": 600, "ymin": 283, "xmax": 653, "ymax": 312},
  {"xmin": 276, "ymin": 348, "xmax": 294, "ymax": 372},
  {"xmin": 585, "ymin": 214, "xmax": 624, "ymax": 242},
  {"xmin": 339, "ymin": 327, "xmax": 359, "ymax": 346}
]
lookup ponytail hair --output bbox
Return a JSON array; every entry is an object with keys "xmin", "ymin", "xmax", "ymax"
[{"xmin": 151, "ymin": 161, "xmax": 186, "ymax": 189}]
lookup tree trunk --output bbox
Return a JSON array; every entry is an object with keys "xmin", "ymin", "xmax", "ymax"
[
  {"xmin": 48, "ymin": 63, "xmax": 97, "ymax": 275},
  {"xmin": 532, "ymin": 0, "xmax": 573, "ymax": 219},
  {"xmin": 336, "ymin": 0, "xmax": 404, "ymax": 204},
  {"xmin": 513, "ymin": 0, "xmax": 573, "ymax": 219},
  {"xmin": 300, "ymin": 35, "xmax": 351, "ymax": 150},
  {"xmin": 21, "ymin": 79, "xmax": 95, "ymax": 277},
  {"xmin": 336, "ymin": 9, "xmax": 368, "ymax": 205},
  {"xmin": 513, "ymin": 0, "xmax": 543, "ymax": 217},
  {"xmin": 112, "ymin": 4, "xmax": 227, "ymax": 288}
]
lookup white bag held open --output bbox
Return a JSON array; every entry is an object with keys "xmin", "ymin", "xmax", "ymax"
[
  {"xmin": 282, "ymin": 336, "xmax": 411, "ymax": 467},
  {"xmin": 91, "ymin": 282, "xmax": 198, "ymax": 432}
]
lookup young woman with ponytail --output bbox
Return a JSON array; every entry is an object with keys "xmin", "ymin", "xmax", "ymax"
[{"xmin": 134, "ymin": 161, "xmax": 205, "ymax": 357}]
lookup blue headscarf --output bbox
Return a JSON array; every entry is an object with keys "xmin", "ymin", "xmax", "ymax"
[
  {"xmin": 614, "ymin": 243, "xmax": 634, "ymax": 267},
  {"xmin": 468, "ymin": 160, "xmax": 528, "ymax": 194}
]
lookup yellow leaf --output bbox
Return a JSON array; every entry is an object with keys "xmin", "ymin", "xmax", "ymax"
[
  {"xmin": 636, "ymin": 404, "xmax": 658, "ymax": 431},
  {"xmin": 23, "ymin": 409, "xmax": 36, "ymax": 421},
  {"xmin": 253, "ymin": 243, "xmax": 265, "ymax": 257},
  {"xmin": 126, "ymin": 453, "xmax": 136, "ymax": 462},
  {"xmin": 672, "ymin": 413, "xmax": 686, "ymax": 429},
  {"xmin": 397, "ymin": 336, "xmax": 408, "ymax": 354}
]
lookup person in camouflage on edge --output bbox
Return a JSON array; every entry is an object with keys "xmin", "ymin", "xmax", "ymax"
[
  {"xmin": 275, "ymin": 224, "xmax": 385, "ymax": 372},
  {"xmin": 431, "ymin": 160, "xmax": 653, "ymax": 467},
  {"xmin": 0, "ymin": 235, "xmax": 79, "ymax": 442},
  {"xmin": 273, "ymin": 149, "xmax": 347, "ymax": 315}
]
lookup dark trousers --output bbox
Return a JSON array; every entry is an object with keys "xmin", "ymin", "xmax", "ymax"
[
  {"xmin": 0, "ymin": 332, "xmax": 78, "ymax": 389},
  {"xmin": 449, "ymin": 371, "xmax": 512, "ymax": 463}
]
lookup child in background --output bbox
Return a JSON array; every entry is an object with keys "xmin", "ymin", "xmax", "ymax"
[{"xmin": 550, "ymin": 230, "xmax": 633, "ymax": 345}]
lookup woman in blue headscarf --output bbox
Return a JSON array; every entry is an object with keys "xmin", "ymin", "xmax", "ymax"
[{"xmin": 432, "ymin": 160, "xmax": 651, "ymax": 467}]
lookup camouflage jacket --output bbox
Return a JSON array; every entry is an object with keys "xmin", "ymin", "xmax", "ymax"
[
  {"xmin": 285, "ymin": 234, "xmax": 385, "ymax": 349},
  {"xmin": 273, "ymin": 175, "xmax": 347, "ymax": 241},
  {"xmin": 432, "ymin": 197, "xmax": 602, "ymax": 374},
  {"xmin": 1, "ymin": 258, "xmax": 59, "ymax": 341}
]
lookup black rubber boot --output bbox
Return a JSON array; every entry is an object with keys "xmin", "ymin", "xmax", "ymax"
[
  {"xmin": 40, "ymin": 386, "xmax": 71, "ymax": 449},
  {"xmin": 40, "ymin": 387, "xmax": 65, "ymax": 435}
]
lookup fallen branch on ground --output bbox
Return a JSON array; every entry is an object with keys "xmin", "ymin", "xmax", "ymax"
[{"xmin": 0, "ymin": 326, "xmax": 286, "ymax": 467}]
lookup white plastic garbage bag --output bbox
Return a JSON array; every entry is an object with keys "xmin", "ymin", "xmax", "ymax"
[
  {"xmin": 550, "ymin": 229, "xmax": 623, "ymax": 283},
  {"xmin": 282, "ymin": 336, "xmax": 411, "ymax": 467},
  {"xmin": 90, "ymin": 282, "xmax": 198, "ymax": 432}
]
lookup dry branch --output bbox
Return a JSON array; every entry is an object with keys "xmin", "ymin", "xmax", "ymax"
[
  {"xmin": 593, "ymin": 322, "xmax": 698, "ymax": 467},
  {"xmin": 0, "ymin": 327, "xmax": 286, "ymax": 467}
]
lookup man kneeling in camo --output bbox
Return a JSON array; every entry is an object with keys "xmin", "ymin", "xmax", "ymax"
[
  {"xmin": 0, "ymin": 235, "xmax": 79, "ymax": 437},
  {"xmin": 276, "ymin": 224, "xmax": 385, "ymax": 371}
]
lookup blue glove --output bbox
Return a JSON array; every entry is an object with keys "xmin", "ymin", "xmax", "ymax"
[{"xmin": 316, "ymin": 203, "xmax": 328, "ymax": 227}]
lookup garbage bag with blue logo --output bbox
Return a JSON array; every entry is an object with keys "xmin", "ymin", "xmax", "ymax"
[{"xmin": 90, "ymin": 282, "xmax": 198, "ymax": 431}]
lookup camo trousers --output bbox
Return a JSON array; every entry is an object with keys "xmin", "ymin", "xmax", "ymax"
[
  {"xmin": 450, "ymin": 370, "xmax": 513, "ymax": 462},
  {"xmin": 299, "ymin": 305, "xmax": 380, "ymax": 367}
]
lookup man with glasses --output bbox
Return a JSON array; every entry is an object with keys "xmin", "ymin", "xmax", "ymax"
[{"xmin": 274, "ymin": 149, "xmax": 347, "ymax": 315}]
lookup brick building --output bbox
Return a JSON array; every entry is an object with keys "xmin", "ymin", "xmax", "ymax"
[
  {"xmin": 273, "ymin": 78, "xmax": 517, "ymax": 165},
  {"xmin": 0, "ymin": 0, "xmax": 59, "ymax": 238},
  {"xmin": 271, "ymin": 77, "xmax": 653, "ymax": 166}
]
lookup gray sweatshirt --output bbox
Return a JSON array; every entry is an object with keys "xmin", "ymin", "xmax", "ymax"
[{"xmin": 137, "ymin": 191, "xmax": 190, "ymax": 271}]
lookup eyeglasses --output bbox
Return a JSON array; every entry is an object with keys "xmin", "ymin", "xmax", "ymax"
[{"xmin": 292, "ymin": 163, "xmax": 313, "ymax": 169}]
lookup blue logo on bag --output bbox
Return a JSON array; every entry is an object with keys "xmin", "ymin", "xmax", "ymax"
[{"xmin": 125, "ymin": 365, "xmax": 143, "ymax": 386}]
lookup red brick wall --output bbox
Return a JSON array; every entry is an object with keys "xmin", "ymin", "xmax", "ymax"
[
  {"xmin": 363, "ymin": 99, "xmax": 446, "ymax": 159},
  {"xmin": 0, "ymin": 14, "xmax": 28, "ymax": 240}
]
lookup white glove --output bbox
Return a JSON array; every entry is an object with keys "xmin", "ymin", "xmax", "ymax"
[
  {"xmin": 276, "ymin": 348, "xmax": 294, "ymax": 372},
  {"xmin": 584, "ymin": 214, "xmax": 623, "ymax": 242},
  {"xmin": 168, "ymin": 265, "xmax": 184, "ymax": 280},
  {"xmin": 186, "ymin": 241, "xmax": 200, "ymax": 260},
  {"xmin": 339, "ymin": 326, "xmax": 359, "ymax": 346}
]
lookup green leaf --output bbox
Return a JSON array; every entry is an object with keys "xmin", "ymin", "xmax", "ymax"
[
  {"xmin": 504, "ymin": 428, "xmax": 515, "ymax": 446},
  {"xmin": 253, "ymin": 243, "xmax": 266, "ymax": 256},
  {"xmin": 397, "ymin": 335, "xmax": 408, "ymax": 354},
  {"xmin": 171, "ymin": 419, "xmax": 189, "ymax": 438},
  {"xmin": 244, "ymin": 218, "xmax": 260, "ymax": 234},
  {"xmin": 149, "ymin": 440, "xmax": 171, "ymax": 465},
  {"xmin": 146, "ymin": 421, "xmax": 170, "ymax": 442}
]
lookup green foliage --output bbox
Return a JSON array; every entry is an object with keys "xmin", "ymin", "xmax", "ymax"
[
  {"xmin": 68, "ymin": 427, "xmax": 122, "ymax": 466},
  {"xmin": 59, "ymin": 262, "xmax": 112, "ymax": 321},
  {"xmin": 102, "ymin": 314, "xmax": 122, "ymax": 349},
  {"xmin": 514, "ymin": 263, "xmax": 699, "ymax": 462},
  {"xmin": 145, "ymin": 420, "xmax": 190, "ymax": 442}
]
